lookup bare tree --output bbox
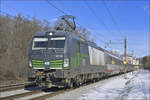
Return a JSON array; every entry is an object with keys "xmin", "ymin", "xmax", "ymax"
[
  {"xmin": 0, "ymin": 14, "xmax": 52, "ymax": 84},
  {"xmin": 76, "ymin": 26, "xmax": 91, "ymax": 40}
]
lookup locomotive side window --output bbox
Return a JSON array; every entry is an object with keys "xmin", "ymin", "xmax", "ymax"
[{"xmin": 32, "ymin": 38, "xmax": 48, "ymax": 50}]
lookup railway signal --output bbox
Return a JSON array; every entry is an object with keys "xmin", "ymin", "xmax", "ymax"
[
  {"xmin": 124, "ymin": 37, "xmax": 127, "ymax": 73},
  {"xmin": 123, "ymin": 36, "xmax": 128, "ymax": 79}
]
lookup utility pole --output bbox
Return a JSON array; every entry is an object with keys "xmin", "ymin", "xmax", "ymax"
[{"xmin": 124, "ymin": 36, "xmax": 127, "ymax": 74}]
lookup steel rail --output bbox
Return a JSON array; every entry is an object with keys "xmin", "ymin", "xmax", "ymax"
[
  {"xmin": 0, "ymin": 89, "xmax": 43, "ymax": 100},
  {"xmin": 0, "ymin": 82, "xmax": 31, "ymax": 92}
]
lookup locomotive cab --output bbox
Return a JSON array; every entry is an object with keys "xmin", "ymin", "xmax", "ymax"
[
  {"xmin": 31, "ymin": 36, "xmax": 66, "ymax": 69},
  {"xmin": 28, "ymin": 31, "xmax": 70, "ymax": 87}
]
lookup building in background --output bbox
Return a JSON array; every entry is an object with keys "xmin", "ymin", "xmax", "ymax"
[{"xmin": 121, "ymin": 54, "xmax": 139, "ymax": 65}]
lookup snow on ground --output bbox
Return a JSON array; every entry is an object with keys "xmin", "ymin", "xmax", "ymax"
[
  {"xmin": 127, "ymin": 70, "xmax": 150, "ymax": 100},
  {"xmin": 47, "ymin": 69, "xmax": 150, "ymax": 100}
]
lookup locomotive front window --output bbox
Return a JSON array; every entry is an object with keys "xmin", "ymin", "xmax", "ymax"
[
  {"xmin": 34, "ymin": 41, "xmax": 47, "ymax": 47},
  {"xmin": 32, "ymin": 38, "xmax": 48, "ymax": 50},
  {"xmin": 48, "ymin": 37, "xmax": 65, "ymax": 48}
]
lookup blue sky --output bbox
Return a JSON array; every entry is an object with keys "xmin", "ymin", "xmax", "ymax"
[{"xmin": 1, "ymin": 0, "xmax": 150, "ymax": 57}]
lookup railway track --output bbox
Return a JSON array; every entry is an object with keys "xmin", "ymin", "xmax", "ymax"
[
  {"xmin": 0, "ymin": 86, "xmax": 76, "ymax": 100},
  {"xmin": 0, "ymin": 86, "xmax": 66, "ymax": 100},
  {"xmin": 0, "ymin": 72, "xmax": 128, "ymax": 100},
  {"xmin": 0, "ymin": 89, "xmax": 42, "ymax": 100},
  {"xmin": 0, "ymin": 83, "xmax": 27, "ymax": 92},
  {"xmin": 30, "ymin": 88, "xmax": 73, "ymax": 100},
  {"xmin": 0, "ymin": 82, "xmax": 37, "ymax": 92}
]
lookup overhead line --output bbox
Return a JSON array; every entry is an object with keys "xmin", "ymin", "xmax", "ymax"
[
  {"xmin": 2, "ymin": 0, "xmax": 108, "ymax": 45},
  {"xmin": 84, "ymin": 0, "xmax": 125, "ymax": 48},
  {"xmin": 84, "ymin": 1, "xmax": 114, "ymax": 45},
  {"xmin": 84, "ymin": 0, "xmax": 121, "ymax": 45},
  {"xmin": 45, "ymin": 0, "xmax": 67, "ymax": 14},
  {"xmin": 45, "ymin": 0, "xmax": 84, "ymax": 27},
  {"xmin": 45, "ymin": 0, "xmax": 107, "ymax": 44},
  {"xmin": 103, "ymin": 1, "xmax": 122, "ymax": 36},
  {"xmin": 84, "ymin": 0, "xmax": 112, "ymax": 35},
  {"xmin": 0, "ymin": 9, "xmax": 109, "ymax": 49}
]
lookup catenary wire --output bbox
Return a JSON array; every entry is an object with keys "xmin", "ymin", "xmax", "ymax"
[{"xmin": 102, "ymin": 1, "xmax": 122, "ymax": 36}]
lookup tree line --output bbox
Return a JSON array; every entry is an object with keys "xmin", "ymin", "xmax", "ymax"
[{"xmin": 142, "ymin": 55, "xmax": 150, "ymax": 70}]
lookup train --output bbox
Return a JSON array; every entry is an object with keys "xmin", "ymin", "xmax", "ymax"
[{"xmin": 27, "ymin": 30, "xmax": 134, "ymax": 88}]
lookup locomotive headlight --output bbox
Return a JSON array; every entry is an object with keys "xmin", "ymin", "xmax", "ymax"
[
  {"xmin": 64, "ymin": 58, "xmax": 69, "ymax": 67},
  {"xmin": 45, "ymin": 61, "xmax": 50, "ymax": 65},
  {"xmin": 29, "ymin": 61, "xmax": 32, "ymax": 67},
  {"xmin": 49, "ymin": 32, "xmax": 53, "ymax": 36}
]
